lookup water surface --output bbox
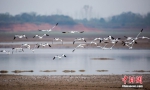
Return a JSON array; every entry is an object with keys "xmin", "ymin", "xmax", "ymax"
[{"xmin": 0, "ymin": 49, "xmax": 150, "ymax": 75}]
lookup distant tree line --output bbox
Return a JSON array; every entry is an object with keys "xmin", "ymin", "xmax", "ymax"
[
  {"xmin": 0, "ymin": 12, "xmax": 150, "ymax": 28},
  {"xmin": 76, "ymin": 12, "xmax": 150, "ymax": 28},
  {"xmin": 0, "ymin": 12, "xmax": 77, "ymax": 26}
]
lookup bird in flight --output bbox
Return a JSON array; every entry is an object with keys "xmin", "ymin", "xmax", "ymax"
[
  {"xmin": 33, "ymin": 34, "xmax": 49, "ymax": 39},
  {"xmin": 35, "ymin": 43, "xmax": 51, "ymax": 48},
  {"xmin": 73, "ymin": 38, "xmax": 86, "ymax": 44},
  {"xmin": 0, "ymin": 50, "xmax": 11, "ymax": 54},
  {"xmin": 53, "ymin": 54, "xmax": 66, "ymax": 60},
  {"xmin": 39, "ymin": 23, "xmax": 58, "ymax": 32},
  {"xmin": 14, "ymin": 35, "xmax": 27, "ymax": 40},
  {"xmin": 72, "ymin": 44, "xmax": 86, "ymax": 52},
  {"xmin": 53, "ymin": 38, "xmax": 63, "ymax": 44},
  {"xmin": 62, "ymin": 31, "xmax": 84, "ymax": 33}
]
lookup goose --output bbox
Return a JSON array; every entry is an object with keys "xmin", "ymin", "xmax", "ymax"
[
  {"xmin": 72, "ymin": 44, "xmax": 86, "ymax": 52},
  {"xmin": 53, "ymin": 54, "xmax": 66, "ymax": 60},
  {"xmin": 62, "ymin": 31, "xmax": 84, "ymax": 33},
  {"xmin": 39, "ymin": 23, "xmax": 58, "ymax": 32},
  {"xmin": 14, "ymin": 35, "xmax": 27, "ymax": 40},
  {"xmin": 73, "ymin": 38, "xmax": 86, "ymax": 44},
  {"xmin": 0, "ymin": 50, "xmax": 11, "ymax": 54},
  {"xmin": 33, "ymin": 34, "xmax": 49, "ymax": 39},
  {"xmin": 53, "ymin": 38, "xmax": 63, "ymax": 44}
]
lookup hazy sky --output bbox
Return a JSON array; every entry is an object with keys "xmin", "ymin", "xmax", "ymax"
[{"xmin": 0, "ymin": 0, "xmax": 150, "ymax": 19}]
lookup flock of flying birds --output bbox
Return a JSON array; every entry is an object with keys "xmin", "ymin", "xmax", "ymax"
[{"xmin": 0, "ymin": 22, "xmax": 150, "ymax": 60}]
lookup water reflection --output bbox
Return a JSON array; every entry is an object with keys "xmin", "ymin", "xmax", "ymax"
[{"xmin": 0, "ymin": 49, "xmax": 150, "ymax": 75}]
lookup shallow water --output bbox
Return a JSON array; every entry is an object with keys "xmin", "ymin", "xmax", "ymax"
[{"xmin": 0, "ymin": 49, "xmax": 150, "ymax": 75}]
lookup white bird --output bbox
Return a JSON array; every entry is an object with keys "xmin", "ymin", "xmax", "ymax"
[
  {"xmin": 12, "ymin": 48, "xmax": 24, "ymax": 53},
  {"xmin": 124, "ymin": 29, "xmax": 143, "ymax": 41},
  {"xmin": 0, "ymin": 50, "xmax": 11, "ymax": 54},
  {"xmin": 122, "ymin": 40, "xmax": 133, "ymax": 46},
  {"xmin": 33, "ymin": 34, "xmax": 49, "ymax": 39},
  {"xmin": 122, "ymin": 41, "xmax": 136, "ymax": 49},
  {"xmin": 138, "ymin": 36, "xmax": 150, "ymax": 39},
  {"xmin": 124, "ymin": 36, "xmax": 134, "ymax": 41},
  {"xmin": 103, "ymin": 36, "xmax": 114, "ymax": 41},
  {"xmin": 97, "ymin": 42, "xmax": 117, "ymax": 50},
  {"xmin": 108, "ymin": 36, "xmax": 115, "ymax": 40},
  {"xmin": 53, "ymin": 38, "xmax": 63, "ymax": 44},
  {"xmin": 21, "ymin": 44, "xmax": 36, "ymax": 53},
  {"xmin": 62, "ymin": 31, "xmax": 84, "ymax": 33},
  {"xmin": 110, "ymin": 38, "xmax": 121, "ymax": 44},
  {"xmin": 39, "ymin": 23, "xmax": 58, "ymax": 32},
  {"xmin": 30, "ymin": 48, "xmax": 35, "ymax": 53},
  {"xmin": 21, "ymin": 44, "xmax": 30, "ymax": 49},
  {"xmin": 14, "ymin": 35, "xmax": 27, "ymax": 40},
  {"xmin": 72, "ymin": 44, "xmax": 86, "ymax": 52},
  {"xmin": 93, "ymin": 38, "xmax": 103, "ymax": 43},
  {"xmin": 135, "ymin": 29, "xmax": 143, "ymax": 40},
  {"xmin": 29, "ymin": 45, "xmax": 38, "ymax": 53},
  {"xmin": 53, "ymin": 54, "xmax": 66, "ymax": 60},
  {"xmin": 73, "ymin": 38, "xmax": 86, "ymax": 44},
  {"xmin": 36, "ymin": 43, "xmax": 51, "ymax": 48},
  {"xmin": 123, "ymin": 29, "xmax": 143, "ymax": 49},
  {"xmin": 122, "ymin": 41, "xmax": 133, "ymax": 49},
  {"xmin": 90, "ymin": 41, "xmax": 97, "ymax": 46}
]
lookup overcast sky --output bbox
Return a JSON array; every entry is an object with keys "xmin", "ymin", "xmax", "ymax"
[{"xmin": 0, "ymin": 0, "xmax": 150, "ymax": 19}]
